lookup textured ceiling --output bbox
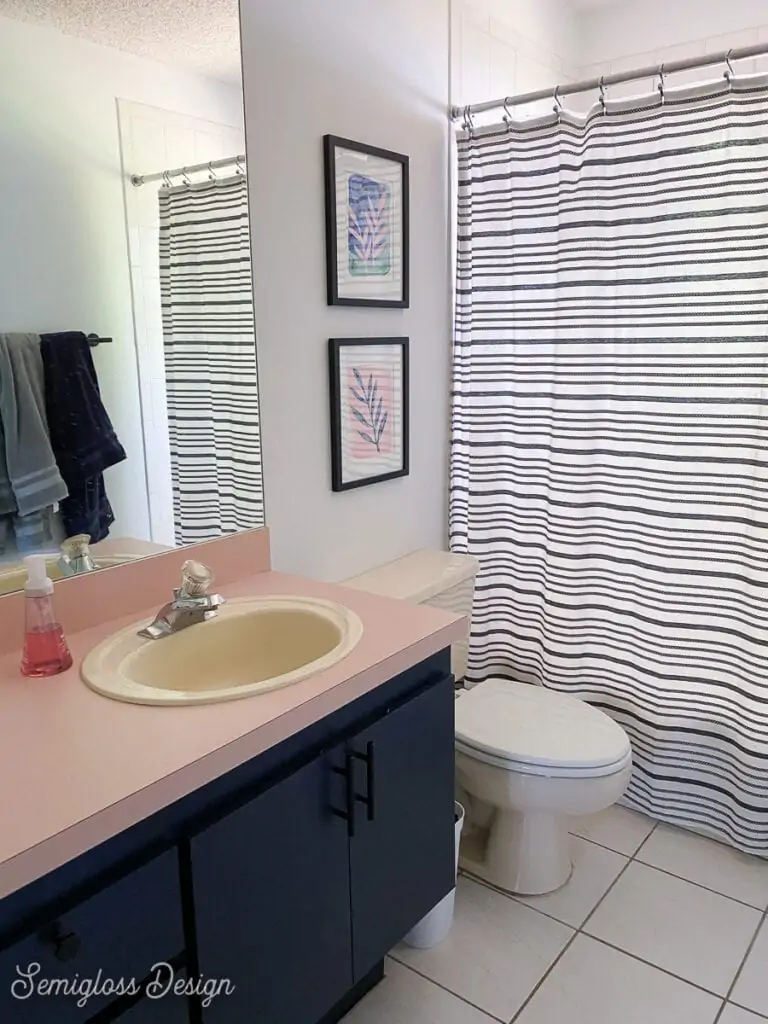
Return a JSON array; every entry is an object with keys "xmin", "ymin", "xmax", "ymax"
[
  {"xmin": 0, "ymin": 0, "xmax": 242, "ymax": 83},
  {"xmin": 570, "ymin": 0, "xmax": 622, "ymax": 8}
]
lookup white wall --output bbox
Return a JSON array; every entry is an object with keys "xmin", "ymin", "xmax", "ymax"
[
  {"xmin": 579, "ymin": 0, "xmax": 768, "ymax": 89},
  {"xmin": 0, "ymin": 16, "xmax": 243, "ymax": 543},
  {"xmin": 241, "ymin": 0, "xmax": 452, "ymax": 581},
  {"xmin": 452, "ymin": 0, "xmax": 581, "ymax": 117}
]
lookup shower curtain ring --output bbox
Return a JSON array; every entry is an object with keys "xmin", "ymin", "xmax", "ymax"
[
  {"xmin": 599, "ymin": 76, "xmax": 607, "ymax": 112},
  {"xmin": 207, "ymin": 161, "xmax": 217, "ymax": 181},
  {"xmin": 553, "ymin": 85, "xmax": 563, "ymax": 123},
  {"xmin": 181, "ymin": 167, "xmax": 192, "ymax": 186},
  {"xmin": 724, "ymin": 49, "xmax": 735, "ymax": 89},
  {"xmin": 235, "ymin": 155, "xmax": 246, "ymax": 176},
  {"xmin": 502, "ymin": 97, "xmax": 514, "ymax": 130},
  {"xmin": 462, "ymin": 105, "xmax": 475, "ymax": 137},
  {"xmin": 162, "ymin": 170, "xmax": 172, "ymax": 189},
  {"xmin": 657, "ymin": 63, "xmax": 666, "ymax": 105}
]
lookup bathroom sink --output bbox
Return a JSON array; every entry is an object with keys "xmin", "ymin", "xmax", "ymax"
[{"xmin": 81, "ymin": 596, "xmax": 364, "ymax": 705}]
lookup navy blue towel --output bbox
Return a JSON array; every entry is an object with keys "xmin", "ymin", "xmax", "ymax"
[{"xmin": 40, "ymin": 332, "xmax": 126, "ymax": 542}]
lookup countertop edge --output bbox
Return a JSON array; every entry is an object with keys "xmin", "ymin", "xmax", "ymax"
[{"xmin": 0, "ymin": 617, "xmax": 463, "ymax": 900}]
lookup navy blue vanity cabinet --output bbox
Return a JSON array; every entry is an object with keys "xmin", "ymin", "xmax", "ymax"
[
  {"xmin": 114, "ymin": 971, "xmax": 191, "ymax": 1023},
  {"xmin": 190, "ymin": 751, "xmax": 354, "ymax": 1024},
  {"xmin": 191, "ymin": 668, "xmax": 456, "ymax": 1024},
  {"xmin": 0, "ymin": 850, "xmax": 184, "ymax": 1024},
  {"xmin": 347, "ymin": 674, "xmax": 456, "ymax": 980},
  {"xmin": 0, "ymin": 651, "xmax": 455, "ymax": 1024}
]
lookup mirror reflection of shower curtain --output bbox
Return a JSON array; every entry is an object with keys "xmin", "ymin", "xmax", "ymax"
[{"xmin": 159, "ymin": 176, "xmax": 264, "ymax": 545}]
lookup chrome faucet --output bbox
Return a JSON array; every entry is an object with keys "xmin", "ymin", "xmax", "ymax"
[
  {"xmin": 138, "ymin": 560, "xmax": 225, "ymax": 640},
  {"xmin": 58, "ymin": 534, "xmax": 97, "ymax": 576}
]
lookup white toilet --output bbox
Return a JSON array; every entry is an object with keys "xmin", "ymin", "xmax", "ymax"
[
  {"xmin": 455, "ymin": 678, "xmax": 632, "ymax": 895},
  {"xmin": 344, "ymin": 551, "xmax": 633, "ymax": 896}
]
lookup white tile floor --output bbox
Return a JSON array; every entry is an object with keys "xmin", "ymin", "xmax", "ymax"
[{"xmin": 344, "ymin": 806, "xmax": 768, "ymax": 1024}]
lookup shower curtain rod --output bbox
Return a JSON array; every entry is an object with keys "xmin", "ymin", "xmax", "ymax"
[
  {"xmin": 450, "ymin": 40, "xmax": 768, "ymax": 120},
  {"xmin": 131, "ymin": 153, "xmax": 246, "ymax": 187}
]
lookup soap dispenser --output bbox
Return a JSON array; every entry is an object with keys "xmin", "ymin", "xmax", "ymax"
[{"xmin": 20, "ymin": 556, "xmax": 73, "ymax": 677}]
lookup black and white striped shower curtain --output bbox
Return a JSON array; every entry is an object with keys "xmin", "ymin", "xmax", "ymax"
[
  {"xmin": 451, "ymin": 80, "xmax": 768, "ymax": 854},
  {"xmin": 160, "ymin": 175, "xmax": 264, "ymax": 545}
]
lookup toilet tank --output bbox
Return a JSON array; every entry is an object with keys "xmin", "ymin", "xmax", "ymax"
[{"xmin": 342, "ymin": 550, "xmax": 479, "ymax": 681}]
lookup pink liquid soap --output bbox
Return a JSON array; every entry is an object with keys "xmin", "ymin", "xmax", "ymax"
[{"xmin": 21, "ymin": 624, "xmax": 73, "ymax": 677}]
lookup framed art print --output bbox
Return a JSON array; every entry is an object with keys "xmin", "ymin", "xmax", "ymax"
[
  {"xmin": 323, "ymin": 135, "xmax": 409, "ymax": 308},
  {"xmin": 329, "ymin": 338, "xmax": 409, "ymax": 491}
]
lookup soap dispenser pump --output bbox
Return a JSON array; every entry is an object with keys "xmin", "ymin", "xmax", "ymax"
[{"xmin": 20, "ymin": 556, "xmax": 73, "ymax": 677}]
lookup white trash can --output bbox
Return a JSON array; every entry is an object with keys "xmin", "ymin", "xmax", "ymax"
[{"xmin": 402, "ymin": 802, "xmax": 465, "ymax": 949}]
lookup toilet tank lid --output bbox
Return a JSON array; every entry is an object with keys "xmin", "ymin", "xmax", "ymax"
[
  {"xmin": 455, "ymin": 679, "xmax": 631, "ymax": 770},
  {"xmin": 342, "ymin": 550, "xmax": 479, "ymax": 603}
]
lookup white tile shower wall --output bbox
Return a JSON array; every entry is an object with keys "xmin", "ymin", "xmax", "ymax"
[
  {"xmin": 119, "ymin": 102, "xmax": 245, "ymax": 546},
  {"xmin": 452, "ymin": 0, "xmax": 582, "ymax": 120},
  {"xmin": 0, "ymin": 15, "xmax": 244, "ymax": 544},
  {"xmin": 578, "ymin": 0, "xmax": 768, "ymax": 100}
]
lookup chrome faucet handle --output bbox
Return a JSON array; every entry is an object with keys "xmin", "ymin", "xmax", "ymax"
[
  {"xmin": 137, "ymin": 561, "xmax": 223, "ymax": 640},
  {"xmin": 178, "ymin": 560, "xmax": 214, "ymax": 600}
]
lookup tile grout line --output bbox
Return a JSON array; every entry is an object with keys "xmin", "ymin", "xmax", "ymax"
[
  {"xmin": 396, "ymin": 816, "xmax": 768, "ymax": 1023},
  {"xmin": 627, "ymin": 816, "xmax": 768, "ymax": 1022},
  {"xmin": 580, "ymin": 932, "xmax": 734, "ymax": 1002},
  {"xmin": 567, "ymin": 827, "xmax": 764, "ymax": 914},
  {"xmin": 389, "ymin": 956, "xmax": 507, "ymax": 1023},
  {"xmin": 507, "ymin": 827, "xmax": 646, "ymax": 1024},
  {"xmin": 585, "ymin": 819, "xmax": 768, "ymax": 1017},
  {"xmin": 578, "ymin": 819, "xmax": 753, "ymax": 1006},
  {"xmin": 632, "ymin": 856, "xmax": 768, "ymax": 911},
  {"xmin": 713, "ymin": 903, "xmax": 768, "ymax": 1024},
  {"xmin": 462, "ymin": 869, "xmax": 584, "ymax": 931},
  {"xmin": 505, "ymin": 929, "xmax": 580, "ymax": 1024}
]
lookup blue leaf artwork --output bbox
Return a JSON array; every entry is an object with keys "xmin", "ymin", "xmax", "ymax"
[
  {"xmin": 348, "ymin": 174, "xmax": 392, "ymax": 276},
  {"xmin": 349, "ymin": 367, "xmax": 389, "ymax": 454}
]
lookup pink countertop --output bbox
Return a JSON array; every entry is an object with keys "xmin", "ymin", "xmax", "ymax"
[{"xmin": 0, "ymin": 570, "xmax": 464, "ymax": 900}]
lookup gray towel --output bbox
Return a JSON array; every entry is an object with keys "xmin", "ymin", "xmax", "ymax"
[{"xmin": 0, "ymin": 333, "xmax": 67, "ymax": 550}]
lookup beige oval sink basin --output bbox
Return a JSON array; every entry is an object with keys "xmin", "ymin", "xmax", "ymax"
[{"xmin": 81, "ymin": 596, "xmax": 364, "ymax": 706}]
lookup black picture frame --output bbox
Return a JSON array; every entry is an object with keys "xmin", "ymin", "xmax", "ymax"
[
  {"xmin": 329, "ymin": 338, "xmax": 410, "ymax": 491},
  {"xmin": 323, "ymin": 135, "xmax": 410, "ymax": 308}
]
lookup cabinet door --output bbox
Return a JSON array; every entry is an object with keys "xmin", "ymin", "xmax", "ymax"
[
  {"xmin": 349, "ymin": 675, "xmax": 455, "ymax": 979},
  {"xmin": 191, "ymin": 750, "xmax": 353, "ymax": 1024},
  {"xmin": 0, "ymin": 851, "xmax": 183, "ymax": 1024},
  {"xmin": 115, "ymin": 983, "xmax": 190, "ymax": 1023}
]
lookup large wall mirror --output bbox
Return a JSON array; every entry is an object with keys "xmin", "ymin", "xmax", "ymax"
[{"xmin": 0, "ymin": 0, "xmax": 263, "ymax": 594}]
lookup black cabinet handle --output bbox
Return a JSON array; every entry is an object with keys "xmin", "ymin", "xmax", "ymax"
[
  {"xmin": 353, "ymin": 742, "xmax": 376, "ymax": 822},
  {"xmin": 331, "ymin": 753, "xmax": 356, "ymax": 837},
  {"xmin": 40, "ymin": 921, "xmax": 81, "ymax": 962}
]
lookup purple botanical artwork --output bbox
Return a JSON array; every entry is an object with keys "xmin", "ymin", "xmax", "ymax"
[
  {"xmin": 348, "ymin": 174, "xmax": 392, "ymax": 276},
  {"xmin": 348, "ymin": 366, "xmax": 393, "ymax": 457}
]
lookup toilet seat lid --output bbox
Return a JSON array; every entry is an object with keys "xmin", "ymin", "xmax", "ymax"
[{"xmin": 455, "ymin": 679, "xmax": 631, "ymax": 772}]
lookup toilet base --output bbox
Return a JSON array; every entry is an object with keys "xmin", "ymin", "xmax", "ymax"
[{"xmin": 459, "ymin": 807, "xmax": 572, "ymax": 896}]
